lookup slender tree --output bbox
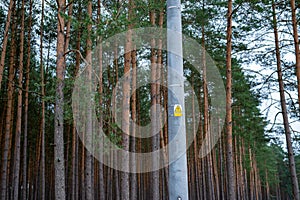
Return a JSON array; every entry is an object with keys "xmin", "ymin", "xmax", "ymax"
[
  {"xmin": 149, "ymin": 3, "xmax": 160, "ymax": 199},
  {"xmin": 272, "ymin": 1, "xmax": 299, "ymax": 199},
  {"xmin": 0, "ymin": 4, "xmax": 16, "ymax": 199},
  {"xmin": 85, "ymin": 0, "xmax": 94, "ymax": 199},
  {"xmin": 54, "ymin": 0, "xmax": 67, "ymax": 199},
  {"xmin": 12, "ymin": 0, "xmax": 25, "ymax": 198},
  {"xmin": 96, "ymin": 1, "xmax": 105, "ymax": 199},
  {"xmin": 39, "ymin": 0, "xmax": 46, "ymax": 198},
  {"xmin": 22, "ymin": 1, "xmax": 33, "ymax": 199},
  {"xmin": 225, "ymin": 0, "xmax": 236, "ymax": 199},
  {"xmin": 121, "ymin": 1, "xmax": 132, "ymax": 198},
  {"xmin": 0, "ymin": 0, "xmax": 14, "ymax": 89},
  {"xmin": 130, "ymin": 39, "xmax": 138, "ymax": 200},
  {"xmin": 290, "ymin": 0, "xmax": 300, "ymax": 109}
]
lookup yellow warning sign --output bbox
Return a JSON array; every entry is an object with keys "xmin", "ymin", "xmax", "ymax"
[{"xmin": 174, "ymin": 104, "xmax": 182, "ymax": 117}]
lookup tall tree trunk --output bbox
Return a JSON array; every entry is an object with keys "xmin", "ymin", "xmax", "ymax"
[
  {"xmin": 22, "ymin": 1, "xmax": 33, "ymax": 199},
  {"xmin": 72, "ymin": 4, "xmax": 81, "ymax": 200},
  {"xmin": 0, "ymin": 4, "xmax": 16, "ymax": 199},
  {"xmin": 149, "ymin": 5, "xmax": 160, "ymax": 200},
  {"xmin": 112, "ymin": 44, "xmax": 120, "ymax": 200},
  {"xmin": 192, "ymin": 74, "xmax": 200, "ymax": 200},
  {"xmin": 129, "ymin": 1, "xmax": 137, "ymax": 198},
  {"xmin": 130, "ymin": 46, "xmax": 138, "ymax": 200},
  {"xmin": 85, "ymin": 0, "xmax": 94, "ymax": 199},
  {"xmin": 71, "ymin": 97, "xmax": 79, "ymax": 199},
  {"xmin": 225, "ymin": 0, "xmax": 235, "ymax": 199},
  {"xmin": 12, "ymin": 0, "xmax": 25, "ymax": 198},
  {"xmin": 54, "ymin": 0, "xmax": 66, "ymax": 199},
  {"xmin": 201, "ymin": 4, "xmax": 215, "ymax": 199},
  {"xmin": 290, "ymin": 0, "xmax": 300, "ymax": 109},
  {"xmin": 0, "ymin": 0, "xmax": 14, "ymax": 89},
  {"xmin": 156, "ymin": 6, "xmax": 166, "ymax": 199},
  {"xmin": 96, "ymin": 1, "xmax": 105, "ymax": 199},
  {"xmin": 121, "ymin": 0, "xmax": 132, "ymax": 199},
  {"xmin": 39, "ymin": 0, "xmax": 46, "ymax": 198},
  {"xmin": 272, "ymin": 2, "xmax": 299, "ymax": 199}
]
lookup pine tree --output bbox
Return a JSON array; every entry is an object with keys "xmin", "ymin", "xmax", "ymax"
[
  {"xmin": 271, "ymin": 1, "xmax": 299, "ymax": 199},
  {"xmin": 54, "ymin": 0, "xmax": 67, "ymax": 198},
  {"xmin": 0, "ymin": 0, "xmax": 14, "ymax": 89},
  {"xmin": 225, "ymin": 0, "xmax": 236, "ymax": 199}
]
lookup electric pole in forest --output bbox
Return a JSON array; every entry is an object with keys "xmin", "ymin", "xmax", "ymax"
[{"xmin": 167, "ymin": 0, "xmax": 189, "ymax": 199}]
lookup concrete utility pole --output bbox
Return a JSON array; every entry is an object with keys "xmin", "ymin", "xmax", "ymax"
[{"xmin": 167, "ymin": 0, "xmax": 189, "ymax": 199}]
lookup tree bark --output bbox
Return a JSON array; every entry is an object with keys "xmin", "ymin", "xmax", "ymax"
[
  {"xmin": 71, "ymin": 30, "xmax": 80, "ymax": 199},
  {"xmin": 72, "ymin": 5, "xmax": 81, "ymax": 200},
  {"xmin": 64, "ymin": 0, "xmax": 73, "ymax": 54},
  {"xmin": 290, "ymin": 0, "xmax": 300, "ymax": 109},
  {"xmin": 149, "ymin": 5, "xmax": 160, "ymax": 200},
  {"xmin": 272, "ymin": 1, "xmax": 299, "ymax": 199},
  {"xmin": 54, "ymin": 0, "xmax": 67, "ymax": 199},
  {"xmin": 12, "ymin": 0, "xmax": 25, "ymax": 198},
  {"xmin": 0, "ymin": 4, "xmax": 16, "ymax": 199},
  {"xmin": 40, "ymin": 0, "xmax": 46, "ymax": 198},
  {"xmin": 225, "ymin": 0, "xmax": 236, "ymax": 199},
  {"xmin": 22, "ymin": 1, "xmax": 33, "ymax": 199},
  {"xmin": 0, "ymin": 0, "xmax": 14, "ymax": 89},
  {"xmin": 121, "ymin": 0, "xmax": 132, "ymax": 198},
  {"xmin": 85, "ymin": 0, "xmax": 94, "ymax": 199},
  {"xmin": 97, "ymin": 1, "xmax": 105, "ymax": 199}
]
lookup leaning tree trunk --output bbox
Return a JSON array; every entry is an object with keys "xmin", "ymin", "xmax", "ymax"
[
  {"xmin": 290, "ymin": 0, "xmax": 300, "ymax": 109},
  {"xmin": 272, "ymin": 1, "xmax": 300, "ymax": 199},
  {"xmin": 54, "ymin": 0, "xmax": 67, "ymax": 199}
]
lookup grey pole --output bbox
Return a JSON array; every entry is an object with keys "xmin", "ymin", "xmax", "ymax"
[{"xmin": 167, "ymin": 0, "xmax": 189, "ymax": 199}]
